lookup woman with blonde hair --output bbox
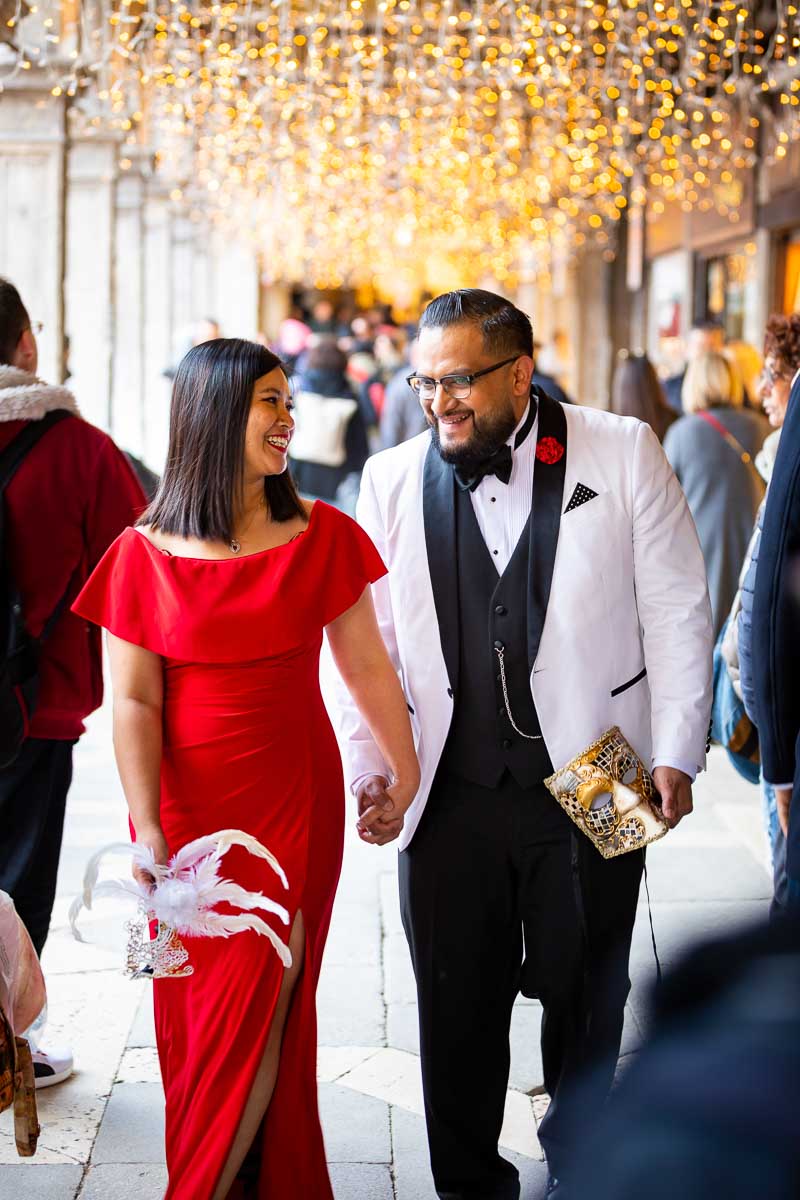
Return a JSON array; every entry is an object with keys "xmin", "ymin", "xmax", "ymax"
[{"xmin": 664, "ymin": 349, "xmax": 769, "ymax": 638}]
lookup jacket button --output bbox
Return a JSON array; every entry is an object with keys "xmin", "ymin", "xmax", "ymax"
[
  {"xmin": 494, "ymin": 604, "xmax": 507, "ymax": 616},
  {"xmin": 496, "ymin": 674, "xmax": 502, "ymax": 684},
  {"xmin": 493, "ymin": 639, "xmax": 504, "ymax": 651},
  {"xmin": 498, "ymin": 707, "xmax": 506, "ymax": 719},
  {"xmin": 502, "ymin": 738, "xmax": 513, "ymax": 750}
]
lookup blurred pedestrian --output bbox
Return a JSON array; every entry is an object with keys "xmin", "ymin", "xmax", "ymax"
[
  {"xmin": 664, "ymin": 350, "xmax": 769, "ymax": 639},
  {"xmin": 362, "ymin": 326, "xmax": 408, "ymax": 425},
  {"xmin": 0, "ymin": 278, "xmax": 146, "ymax": 1087},
  {"xmin": 610, "ymin": 351, "xmax": 677, "ymax": 442},
  {"xmin": 290, "ymin": 337, "xmax": 369, "ymax": 511},
  {"xmin": 380, "ymin": 340, "xmax": 428, "ymax": 449},
  {"xmin": 664, "ymin": 318, "xmax": 725, "ymax": 412},
  {"xmin": 532, "ymin": 338, "xmax": 572, "ymax": 405},
  {"xmin": 308, "ymin": 296, "xmax": 337, "ymax": 335}
]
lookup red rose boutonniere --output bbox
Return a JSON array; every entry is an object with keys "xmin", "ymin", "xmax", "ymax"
[{"xmin": 535, "ymin": 437, "xmax": 565, "ymax": 465}]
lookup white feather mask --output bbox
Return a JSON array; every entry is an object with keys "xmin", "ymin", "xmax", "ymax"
[{"xmin": 69, "ymin": 829, "xmax": 292, "ymax": 977}]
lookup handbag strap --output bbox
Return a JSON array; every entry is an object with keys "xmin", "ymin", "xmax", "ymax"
[{"xmin": 697, "ymin": 410, "xmax": 762, "ymax": 487}]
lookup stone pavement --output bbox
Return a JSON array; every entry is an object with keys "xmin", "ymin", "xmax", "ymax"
[{"xmin": 0, "ymin": 699, "xmax": 772, "ymax": 1200}]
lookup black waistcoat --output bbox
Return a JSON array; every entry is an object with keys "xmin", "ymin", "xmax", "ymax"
[{"xmin": 441, "ymin": 487, "xmax": 554, "ymax": 790}]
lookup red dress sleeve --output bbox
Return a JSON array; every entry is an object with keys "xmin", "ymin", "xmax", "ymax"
[
  {"xmin": 314, "ymin": 504, "xmax": 387, "ymax": 627},
  {"xmin": 71, "ymin": 527, "xmax": 177, "ymax": 655}
]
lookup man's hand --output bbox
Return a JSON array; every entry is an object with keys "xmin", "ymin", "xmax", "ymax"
[
  {"xmin": 775, "ymin": 786, "xmax": 793, "ymax": 838},
  {"xmin": 652, "ymin": 766, "xmax": 693, "ymax": 829},
  {"xmin": 356, "ymin": 774, "xmax": 413, "ymax": 847}
]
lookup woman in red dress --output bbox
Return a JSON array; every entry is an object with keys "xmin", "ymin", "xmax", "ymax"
[{"xmin": 72, "ymin": 339, "xmax": 419, "ymax": 1199}]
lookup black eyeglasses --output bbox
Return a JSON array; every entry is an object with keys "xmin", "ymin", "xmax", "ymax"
[{"xmin": 407, "ymin": 355, "xmax": 520, "ymax": 401}]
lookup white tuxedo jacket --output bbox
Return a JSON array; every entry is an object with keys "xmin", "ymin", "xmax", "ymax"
[{"xmin": 326, "ymin": 392, "xmax": 713, "ymax": 852}]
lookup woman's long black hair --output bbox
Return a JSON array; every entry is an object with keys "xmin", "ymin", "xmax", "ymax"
[{"xmin": 144, "ymin": 338, "xmax": 306, "ymax": 540}]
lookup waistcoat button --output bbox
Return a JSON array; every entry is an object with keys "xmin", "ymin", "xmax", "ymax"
[
  {"xmin": 502, "ymin": 738, "xmax": 513, "ymax": 750},
  {"xmin": 494, "ymin": 604, "xmax": 507, "ymax": 616},
  {"xmin": 493, "ymin": 639, "xmax": 504, "ymax": 651}
]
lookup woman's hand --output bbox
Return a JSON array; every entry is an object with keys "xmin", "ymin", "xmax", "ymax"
[
  {"xmin": 357, "ymin": 773, "xmax": 420, "ymax": 847},
  {"xmin": 133, "ymin": 824, "xmax": 170, "ymax": 892}
]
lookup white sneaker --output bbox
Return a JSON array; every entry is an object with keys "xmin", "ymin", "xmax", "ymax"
[{"xmin": 31, "ymin": 1044, "xmax": 74, "ymax": 1089}]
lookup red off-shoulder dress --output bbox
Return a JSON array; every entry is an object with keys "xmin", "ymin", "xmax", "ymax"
[{"xmin": 72, "ymin": 501, "xmax": 386, "ymax": 1199}]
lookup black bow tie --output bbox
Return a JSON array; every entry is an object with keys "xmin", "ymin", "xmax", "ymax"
[
  {"xmin": 453, "ymin": 396, "xmax": 537, "ymax": 493},
  {"xmin": 454, "ymin": 444, "xmax": 512, "ymax": 493}
]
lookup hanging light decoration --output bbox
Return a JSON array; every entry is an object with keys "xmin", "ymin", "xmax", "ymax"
[{"xmin": 2, "ymin": 1, "xmax": 798, "ymax": 288}]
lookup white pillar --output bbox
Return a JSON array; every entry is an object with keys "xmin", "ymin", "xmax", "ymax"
[
  {"xmin": 210, "ymin": 229, "xmax": 259, "ymax": 340},
  {"xmin": 112, "ymin": 155, "xmax": 149, "ymax": 457},
  {"xmin": 171, "ymin": 215, "xmax": 195, "ymax": 360},
  {"xmin": 65, "ymin": 134, "xmax": 119, "ymax": 431},
  {"xmin": 0, "ymin": 78, "xmax": 66, "ymax": 382},
  {"xmin": 143, "ymin": 186, "xmax": 174, "ymax": 472}
]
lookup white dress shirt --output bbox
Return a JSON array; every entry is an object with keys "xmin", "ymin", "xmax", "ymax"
[{"xmin": 470, "ymin": 402, "xmax": 537, "ymax": 573}]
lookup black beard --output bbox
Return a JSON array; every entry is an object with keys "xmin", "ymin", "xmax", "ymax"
[{"xmin": 428, "ymin": 402, "xmax": 519, "ymax": 474}]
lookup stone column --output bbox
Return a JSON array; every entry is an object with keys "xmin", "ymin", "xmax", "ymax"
[
  {"xmin": 65, "ymin": 133, "xmax": 120, "ymax": 431},
  {"xmin": 567, "ymin": 250, "xmax": 613, "ymax": 408},
  {"xmin": 142, "ymin": 185, "xmax": 174, "ymax": 472},
  {"xmin": 0, "ymin": 77, "xmax": 67, "ymax": 382},
  {"xmin": 112, "ymin": 151, "xmax": 150, "ymax": 458},
  {"xmin": 170, "ymin": 214, "xmax": 196, "ymax": 357},
  {"xmin": 210, "ymin": 228, "xmax": 259, "ymax": 339}
]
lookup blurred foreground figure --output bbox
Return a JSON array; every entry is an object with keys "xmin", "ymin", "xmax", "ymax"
[
  {"xmin": 751, "ymin": 362, "xmax": 800, "ymax": 915},
  {"xmin": 569, "ymin": 917, "xmax": 800, "ymax": 1200}
]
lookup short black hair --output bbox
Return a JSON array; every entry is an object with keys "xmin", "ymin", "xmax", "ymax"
[
  {"xmin": 144, "ymin": 338, "xmax": 305, "ymax": 540},
  {"xmin": 419, "ymin": 289, "xmax": 533, "ymax": 359},
  {"xmin": 0, "ymin": 278, "xmax": 30, "ymax": 365}
]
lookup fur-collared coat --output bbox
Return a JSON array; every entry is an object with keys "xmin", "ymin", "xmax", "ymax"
[{"xmin": 0, "ymin": 366, "xmax": 146, "ymax": 740}]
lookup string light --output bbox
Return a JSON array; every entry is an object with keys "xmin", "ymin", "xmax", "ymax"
[{"xmin": 1, "ymin": 2, "xmax": 798, "ymax": 288}]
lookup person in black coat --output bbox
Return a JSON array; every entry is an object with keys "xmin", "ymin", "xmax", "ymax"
[{"xmin": 751, "ymin": 369, "xmax": 800, "ymax": 915}]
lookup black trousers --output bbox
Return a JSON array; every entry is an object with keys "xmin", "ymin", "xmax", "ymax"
[
  {"xmin": 0, "ymin": 737, "xmax": 74, "ymax": 957},
  {"xmin": 399, "ymin": 767, "xmax": 643, "ymax": 1199}
]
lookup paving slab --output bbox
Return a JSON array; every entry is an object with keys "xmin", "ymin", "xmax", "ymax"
[
  {"xmin": 323, "ymin": 902, "xmax": 382, "ymax": 968},
  {"xmin": 90, "ymin": 1083, "xmax": 165, "ymax": 1165},
  {"xmin": 319, "ymin": 1083, "xmax": 391, "ymax": 1164},
  {"xmin": 383, "ymin": 930, "xmax": 417, "ymax": 1005},
  {"xmin": 317, "ymin": 965, "xmax": 385, "ymax": 1045},
  {"xmin": 0, "ymin": 1165, "xmax": 82, "ymax": 1200},
  {"xmin": 643, "ymin": 841, "xmax": 771, "ymax": 902},
  {"xmin": 329, "ymin": 1162, "xmax": 394, "ymax": 1200},
  {"xmin": 127, "ymin": 993, "xmax": 157, "ymax": 1050},
  {"xmin": 77, "ymin": 1164, "xmax": 167, "ymax": 1199},
  {"xmin": 386, "ymin": 1002, "xmax": 420, "ymax": 1056}
]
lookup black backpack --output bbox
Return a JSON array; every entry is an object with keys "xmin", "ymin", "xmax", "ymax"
[{"xmin": 0, "ymin": 410, "xmax": 73, "ymax": 768}]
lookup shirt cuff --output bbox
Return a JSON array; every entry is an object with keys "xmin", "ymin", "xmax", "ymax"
[
  {"xmin": 651, "ymin": 757, "xmax": 698, "ymax": 782},
  {"xmin": 763, "ymin": 780, "xmax": 794, "ymax": 790},
  {"xmin": 350, "ymin": 771, "xmax": 390, "ymax": 798}
]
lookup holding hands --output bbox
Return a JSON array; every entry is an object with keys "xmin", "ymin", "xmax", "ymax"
[{"xmin": 356, "ymin": 775, "xmax": 417, "ymax": 846}]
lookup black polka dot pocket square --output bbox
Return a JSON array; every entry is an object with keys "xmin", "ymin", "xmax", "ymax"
[{"xmin": 564, "ymin": 482, "xmax": 599, "ymax": 513}]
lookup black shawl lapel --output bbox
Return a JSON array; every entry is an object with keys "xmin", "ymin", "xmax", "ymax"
[
  {"xmin": 528, "ymin": 387, "xmax": 568, "ymax": 671},
  {"xmin": 423, "ymin": 439, "xmax": 460, "ymax": 698}
]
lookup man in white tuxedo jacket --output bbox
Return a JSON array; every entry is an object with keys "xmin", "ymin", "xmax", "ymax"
[{"xmin": 330, "ymin": 290, "xmax": 713, "ymax": 1199}]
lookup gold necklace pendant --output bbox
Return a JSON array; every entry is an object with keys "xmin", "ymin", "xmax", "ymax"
[{"xmin": 229, "ymin": 538, "xmax": 241, "ymax": 553}]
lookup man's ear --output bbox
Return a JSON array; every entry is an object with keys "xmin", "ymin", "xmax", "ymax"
[{"xmin": 513, "ymin": 355, "xmax": 534, "ymax": 395}]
